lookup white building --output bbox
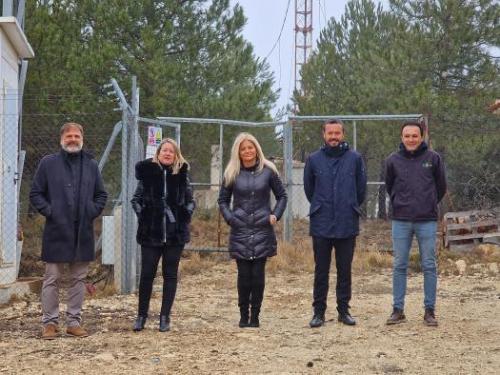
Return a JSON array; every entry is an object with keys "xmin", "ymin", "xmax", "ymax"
[{"xmin": 0, "ymin": 16, "xmax": 34, "ymax": 287}]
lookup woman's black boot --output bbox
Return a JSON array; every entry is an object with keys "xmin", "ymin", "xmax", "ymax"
[
  {"xmin": 159, "ymin": 316, "xmax": 170, "ymax": 332},
  {"xmin": 133, "ymin": 316, "xmax": 147, "ymax": 332},
  {"xmin": 249, "ymin": 307, "xmax": 260, "ymax": 328},
  {"xmin": 239, "ymin": 307, "xmax": 250, "ymax": 328}
]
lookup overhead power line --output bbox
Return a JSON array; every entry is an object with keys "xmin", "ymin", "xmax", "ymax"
[{"xmin": 264, "ymin": 0, "xmax": 292, "ymax": 60}]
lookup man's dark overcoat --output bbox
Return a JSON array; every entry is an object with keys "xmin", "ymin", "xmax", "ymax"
[{"xmin": 30, "ymin": 150, "xmax": 108, "ymax": 262}]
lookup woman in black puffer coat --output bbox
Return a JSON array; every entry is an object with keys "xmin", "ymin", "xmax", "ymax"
[
  {"xmin": 218, "ymin": 132, "xmax": 287, "ymax": 328},
  {"xmin": 131, "ymin": 138, "xmax": 195, "ymax": 333}
]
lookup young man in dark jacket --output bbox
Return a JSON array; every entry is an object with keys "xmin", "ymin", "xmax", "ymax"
[
  {"xmin": 304, "ymin": 119, "xmax": 367, "ymax": 328},
  {"xmin": 30, "ymin": 123, "xmax": 107, "ymax": 339},
  {"xmin": 385, "ymin": 121, "xmax": 447, "ymax": 327}
]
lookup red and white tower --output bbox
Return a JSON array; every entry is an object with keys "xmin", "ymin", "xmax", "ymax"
[{"xmin": 294, "ymin": 0, "xmax": 313, "ymax": 97}]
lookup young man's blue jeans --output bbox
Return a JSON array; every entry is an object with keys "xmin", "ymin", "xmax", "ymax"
[{"xmin": 392, "ymin": 220, "xmax": 437, "ymax": 311}]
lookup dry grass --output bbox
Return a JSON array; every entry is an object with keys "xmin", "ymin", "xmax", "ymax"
[
  {"xmin": 267, "ymin": 242, "xmax": 315, "ymax": 275},
  {"xmin": 353, "ymin": 250, "xmax": 393, "ymax": 273},
  {"xmin": 180, "ymin": 252, "xmax": 219, "ymax": 275},
  {"xmin": 90, "ymin": 283, "xmax": 117, "ymax": 298}
]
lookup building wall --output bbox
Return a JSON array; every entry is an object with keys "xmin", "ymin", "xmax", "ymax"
[{"xmin": 0, "ymin": 27, "xmax": 20, "ymax": 285}]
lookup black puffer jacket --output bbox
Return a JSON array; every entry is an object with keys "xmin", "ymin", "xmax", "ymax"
[
  {"xmin": 218, "ymin": 164, "xmax": 287, "ymax": 259},
  {"xmin": 131, "ymin": 159, "xmax": 195, "ymax": 246}
]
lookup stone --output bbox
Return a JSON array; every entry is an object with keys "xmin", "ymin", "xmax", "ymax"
[
  {"xmin": 488, "ymin": 263, "xmax": 498, "ymax": 275},
  {"xmin": 94, "ymin": 353, "xmax": 116, "ymax": 362},
  {"xmin": 455, "ymin": 260, "xmax": 466, "ymax": 275}
]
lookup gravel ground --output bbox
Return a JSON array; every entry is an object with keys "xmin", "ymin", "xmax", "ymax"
[{"xmin": 0, "ymin": 260, "xmax": 498, "ymax": 374}]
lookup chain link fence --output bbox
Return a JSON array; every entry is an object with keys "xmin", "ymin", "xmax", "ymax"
[
  {"xmin": 0, "ymin": 112, "xmax": 121, "ymax": 303},
  {"xmin": 152, "ymin": 118, "xmax": 286, "ymax": 251},
  {"xmin": 3, "ymin": 94, "xmax": 498, "ymax": 302}
]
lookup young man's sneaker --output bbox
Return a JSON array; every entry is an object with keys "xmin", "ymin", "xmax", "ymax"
[
  {"xmin": 386, "ymin": 308, "xmax": 406, "ymax": 325},
  {"xmin": 41, "ymin": 324, "xmax": 59, "ymax": 340},
  {"xmin": 423, "ymin": 308, "xmax": 438, "ymax": 327},
  {"xmin": 66, "ymin": 325, "xmax": 89, "ymax": 337}
]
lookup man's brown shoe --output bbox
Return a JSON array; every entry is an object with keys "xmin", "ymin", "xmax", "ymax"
[
  {"xmin": 66, "ymin": 325, "xmax": 89, "ymax": 337},
  {"xmin": 386, "ymin": 308, "xmax": 407, "ymax": 325},
  {"xmin": 424, "ymin": 308, "xmax": 438, "ymax": 327},
  {"xmin": 41, "ymin": 324, "xmax": 59, "ymax": 340}
]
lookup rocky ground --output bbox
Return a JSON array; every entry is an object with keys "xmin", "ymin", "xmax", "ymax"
[{"xmin": 0, "ymin": 257, "xmax": 499, "ymax": 375}]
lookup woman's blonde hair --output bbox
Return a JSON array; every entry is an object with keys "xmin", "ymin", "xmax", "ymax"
[
  {"xmin": 223, "ymin": 132, "xmax": 278, "ymax": 187},
  {"xmin": 153, "ymin": 138, "xmax": 189, "ymax": 174}
]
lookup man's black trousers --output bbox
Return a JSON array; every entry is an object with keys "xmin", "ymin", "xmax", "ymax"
[{"xmin": 312, "ymin": 236, "xmax": 356, "ymax": 315}]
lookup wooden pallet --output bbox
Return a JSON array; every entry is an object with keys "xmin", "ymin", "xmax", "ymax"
[{"xmin": 444, "ymin": 208, "xmax": 500, "ymax": 249}]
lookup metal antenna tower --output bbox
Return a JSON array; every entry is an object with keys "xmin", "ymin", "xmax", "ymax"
[{"xmin": 294, "ymin": 0, "xmax": 313, "ymax": 98}]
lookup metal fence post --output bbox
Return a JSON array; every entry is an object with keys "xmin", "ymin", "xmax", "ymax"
[
  {"xmin": 112, "ymin": 76, "xmax": 138, "ymax": 294},
  {"xmin": 283, "ymin": 120, "xmax": 293, "ymax": 243},
  {"xmin": 219, "ymin": 123, "xmax": 224, "ymax": 185},
  {"xmin": 353, "ymin": 120, "xmax": 357, "ymax": 150},
  {"xmin": 129, "ymin": 76, "xmax": 140, "ymax": 292},
  {"xmin": 175, "ymin": 125, "xmax": 181, "ymax": 146},
  {"xmin": 120, "ymin": 100, "xmax": 130, "ymax": 293}
]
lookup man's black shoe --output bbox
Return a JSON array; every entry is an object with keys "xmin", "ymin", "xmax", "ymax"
[
  {"xmin": 248, "ymin": 317, "xmax": 260, "ymax": 328},
  {"xmin": 239, "ymin": 308, "xmax": 249, "ymax": 328},
  {"xmin": 386, "ymin": 308, "xmax": 406, "ymax": 325},
  {"xmin": 239, "ymin": 318, "xmax": 249, "ymax": 328},
  {"xmin": 309, "ymin": 314, "xmax": 325, "ymax": 328},
  {"xmin": 338, "ymin": 312, "xmax": 356, "ymax": 326}
]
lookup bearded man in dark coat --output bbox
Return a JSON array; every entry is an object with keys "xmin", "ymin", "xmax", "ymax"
[{"xmin": 30, "ymin": 122, "xmax": 107, "ymax": 339}]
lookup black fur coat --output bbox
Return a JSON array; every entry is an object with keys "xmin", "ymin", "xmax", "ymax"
[{"xmin": 131, "ymin": 159, "xmax": 195, "ymax": 246}]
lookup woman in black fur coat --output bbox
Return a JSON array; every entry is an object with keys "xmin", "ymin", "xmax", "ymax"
[{"xmin": 131, "ymin": 138, "xmax": 195, "ymax": 332}]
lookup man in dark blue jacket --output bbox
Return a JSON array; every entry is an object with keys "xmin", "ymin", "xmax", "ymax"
[
  {"xmin": 30, "ymin": 123, "xmax": 107, "ymax": 339},
  {"xmin": 304, "ymin": 119, "xmax": 367, "ymax": 328},
  {"xmin": 384, "ymin": 121, "xmax": 446, "ymax": 327}
]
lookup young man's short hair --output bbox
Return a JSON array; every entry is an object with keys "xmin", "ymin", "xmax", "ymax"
[{"xmin": 400, "ymin": 121, "xmax": 424, "ymax": 136}]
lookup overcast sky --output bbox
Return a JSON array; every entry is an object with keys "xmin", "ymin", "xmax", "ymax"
[{"xmin": 230, "ymin": 0, "xmax": 386, "ymax": 117}]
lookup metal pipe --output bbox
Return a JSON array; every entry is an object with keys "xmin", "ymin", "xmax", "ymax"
[
  {"xmin": 175, "ymin": 125, "xmax": 181, "ymax": 146},
  {"xmin": 138, "ymin": 117, "xmax": 178, "ymax": 128},
  {"xmin": 3, "ymin": 0, "xmax": 13, "ymax": 16},
  {"xmin": 98, "ymin": 121, "xmax": 122, "ymax": 172},
  {"xmin": 353, "ymin": 120, "xmax": 357, "ymax": 151},
  {"xmin": 16, "ymin": 0, "xmax": 25, "ymax": 25},
  {"xmin": 158, "ymin": 116, "xmax": 286, "ymax": 127},
  {"xmin": 283, "ymin": 120, "xmax": 294, "ymax": 243},
  {"xmin": 217, "ymin": 123, "xmax": 224, "ymax": 248},
  {"xmin": 183, "ymin": 247, "xmax": 230, "ymax": 253},
  {"xmin": 289, "ymin": 114, "xmax": 423, "ymax": 121}
]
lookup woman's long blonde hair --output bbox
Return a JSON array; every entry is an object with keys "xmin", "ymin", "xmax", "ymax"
[
  {"xmin": 153, "ymin": 138, "xmax": 189, "ymax": 174},
  {"xmin": 223, "ymin": 132, "xmax": 278, "ymax": 187}
]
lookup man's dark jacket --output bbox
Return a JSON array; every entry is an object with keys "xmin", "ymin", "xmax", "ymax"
[
  {"xmin": 30, "ymin": 150, "xmax": 108, "ymax": 262},
  {"xmin": 218, "ymin": 164, "xmax": 287, "ymax": 260},
  {"xmin": 131, "ymin": 159, "xmax": 195, "ymax": 247},
  {"xmin": 304, "ymin": 142, "xmax": 367, "ymax": 239},
  {"xmin": 384, "ymin": 142, "xmax": 447, "ymax": 221}
]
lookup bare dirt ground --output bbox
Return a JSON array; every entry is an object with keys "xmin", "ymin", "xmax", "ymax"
[{"xmin": 1, "ymin": 256, "xmax": 499, "ymax": 374}]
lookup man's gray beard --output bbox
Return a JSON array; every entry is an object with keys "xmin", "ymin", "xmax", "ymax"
[{"xmin": 61, "ymin": 143, "xmax": 83, "ymax": 153}]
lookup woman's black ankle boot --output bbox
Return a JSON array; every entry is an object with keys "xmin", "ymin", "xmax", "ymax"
[
  {"xmin": 159, "ymin": 316, "xmax": 170, "ymax": 332},
  {"xmin": 133, "ymin": 316, "xmax": 147, "ymax": 331}
]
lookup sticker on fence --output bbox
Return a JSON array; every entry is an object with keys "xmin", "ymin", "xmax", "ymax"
[{"xmin": 146, "ymin": 126, "xmax": 162, "ymax": 159}]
